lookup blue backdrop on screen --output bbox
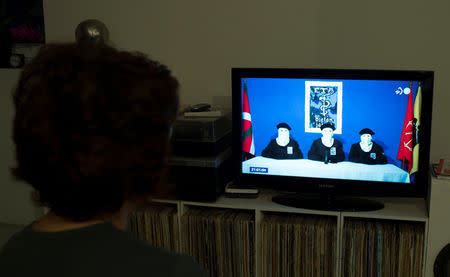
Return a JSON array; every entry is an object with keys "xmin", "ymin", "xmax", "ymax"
[{"xmin": 244, "ymin": 78, "xmax": 420, "ymax": 168}]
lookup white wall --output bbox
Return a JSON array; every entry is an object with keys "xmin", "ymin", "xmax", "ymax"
[
  {"xmin": 0, "ymin": 69, "xmax": 40, "ymax": 224},
  {"xmin": 42, "ymin": 0, "xmax": 450, "ymax": 162},
  {"xmin": 1, "ymin": 0, "xmax": 450, "ymax": 224},
  {"xmin": 427, "ymin": 178, "xmax": 450, "ymax": 277}
]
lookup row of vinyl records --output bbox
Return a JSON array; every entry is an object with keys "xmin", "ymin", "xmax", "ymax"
[
  {"xmin": 128, "ymin": 205, "xmax": 179, "ymax": 252},
  {"xmin": 128, "ymin": 206, "xmax": 425, "ymax": 277},
  {"xmin": 128, "ymin": 206, "xmax": 255, "ymax": 277},
  {"xmin": 182, "ymin": 208, "xmax": 255, "ymax": 277},
  {"xmin": 342, "ymin": 219, "xmax": 425, "ymax": 277},
  {"xmin": 261, "ymin": 213, "xmax": 336, "ymax": 277}
]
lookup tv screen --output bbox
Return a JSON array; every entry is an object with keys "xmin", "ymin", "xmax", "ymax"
[{"xmin": 232, "ymin": 68, "xmax": 434, "ymax": 199}]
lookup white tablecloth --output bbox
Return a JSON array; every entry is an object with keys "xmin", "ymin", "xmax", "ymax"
[{"xmin": 242, "ymin": 157, "xmax": 410, "ymax": 183}]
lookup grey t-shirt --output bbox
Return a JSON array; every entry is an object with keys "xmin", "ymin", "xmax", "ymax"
[{"xmin": 0, "ymin": 222, "xmax": 207, "ymax": 277}]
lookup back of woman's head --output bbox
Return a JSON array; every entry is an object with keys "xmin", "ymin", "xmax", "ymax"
[{"xmin": 12, "ymin": 43, "xmax": 179, "ymax": 221}]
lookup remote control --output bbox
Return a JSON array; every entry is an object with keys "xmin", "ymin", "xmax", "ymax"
[{"xmin": 190, "ymin": 103, "xmax": 211, "ymax": 112}]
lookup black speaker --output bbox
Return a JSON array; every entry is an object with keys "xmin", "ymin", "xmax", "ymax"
[
  {"xmin": 435, "ymin": 243, "xmax": 450, "ymax": 277},
  {"xmin": 169, "ymin": 148, "xmax": 232, "ymax": 202},
  {"xmin": 171, "ymin": 114, "xmax": 231, "ymax": 157}
]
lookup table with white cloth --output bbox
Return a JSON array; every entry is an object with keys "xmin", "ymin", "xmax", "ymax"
[{"xmin": 242, "ymin": 157, "xmax": 410, "ymax": 183}]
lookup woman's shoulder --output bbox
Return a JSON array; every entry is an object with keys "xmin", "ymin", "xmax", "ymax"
[
  {"xmin": 97, "ymin": 228, "xmax": 207, "ymax": 276},
  {"xmin": 129, "ymin": 246, "xmax": 206, "ymax": 276},
  {"xmin": 1, "ymin": 222, "xmax": 207, "ymax": 277}
]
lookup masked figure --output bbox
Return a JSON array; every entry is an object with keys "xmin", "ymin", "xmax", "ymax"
[{"xmin": 261, "ymin": 123, "xmax": 303, "ymax": 159}]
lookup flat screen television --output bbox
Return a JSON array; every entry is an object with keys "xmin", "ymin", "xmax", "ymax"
[{"xmin": 231, "ymin": 68, "xmax": 434, "ymax": 211}]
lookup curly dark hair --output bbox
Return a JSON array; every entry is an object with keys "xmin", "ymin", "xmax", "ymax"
[{"xmin": 12, "ymin": 43, "xmax": 179, "ymax": 221}]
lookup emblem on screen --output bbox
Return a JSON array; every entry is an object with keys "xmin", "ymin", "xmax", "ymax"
[
  {"xmin": 250, "ymin": 167, "xmax": 268, "ymax": 173},
  {"xmin": 305, "ymin": 81, "xmax": 343, "ymax": 134}
]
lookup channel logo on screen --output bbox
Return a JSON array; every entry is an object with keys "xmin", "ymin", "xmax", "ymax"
[{"xmin": 250, "ymin": 167, "xmax": 268, "ymax": 173}]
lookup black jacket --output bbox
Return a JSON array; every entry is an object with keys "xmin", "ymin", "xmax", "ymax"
[
  {"xmin": 308, "ymin": 138, "xmax": 345, "ymax": 163},
  {"xmin": 349, "ymin": 142, "xmax": 387, "ymax": 165},
  {"xmin": 261, "ymin": 139, "xmax": 303, "ymax": 159}
]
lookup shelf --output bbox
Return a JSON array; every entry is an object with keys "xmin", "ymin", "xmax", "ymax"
[
  {"xmin": 180, "ymin": 190, "xmax": 341, "ymax": 217},
  {"xmin": 341, "ymin": 197, "xmax": 428, "ymax": 222},
  {"xmin": 150, "ymin": 187, "xmax": 431, "ymax": 277},
  {"xmin": 156, "ymin": 190, "xmax": 427, "ymax": 220},
  {"xmin": 151, "ymin": 198, "xmax": 178, "ymax": 205}
]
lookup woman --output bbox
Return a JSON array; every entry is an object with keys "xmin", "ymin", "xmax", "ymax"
[
  {"xmin": 308, "ymin": 123, "xmax": 345, "ymax": 163},
  {"xmin": 349, "ymin": 128, "xmax": 387, "ymax": 164},
  {"xmin": 0, "ymin": 43, "xmax": 206, "ymax": 277}
]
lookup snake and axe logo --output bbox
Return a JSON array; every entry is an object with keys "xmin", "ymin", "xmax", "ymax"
[{"xmin": 311, "ymin": 86, "xmax": 337, "ymax": 128}]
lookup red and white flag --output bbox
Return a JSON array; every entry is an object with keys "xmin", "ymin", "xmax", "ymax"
[
  {"xmin": 242, "ymin": 79, "xmax": 255, "ymax": 157},
  {"xmin": 397, "ymin": 82, "xmax": 414, "ymax": 172}
]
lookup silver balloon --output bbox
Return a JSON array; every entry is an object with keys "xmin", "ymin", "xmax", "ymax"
[{"xmin": 75, "ymin": 19, "xmax": 109, "ymax": 44}]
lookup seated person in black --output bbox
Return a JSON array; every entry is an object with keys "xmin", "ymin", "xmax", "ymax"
[
  {"xmin": 349, "ymin": 128, "xmax": 387, "ymax": 165},
  {"xmin": 308, "ymin": 123, "xmax": 345, "ymax": 163},
  {"xmin": 261, "ymin": 122, "xmax": 303, "ymax": 159}
]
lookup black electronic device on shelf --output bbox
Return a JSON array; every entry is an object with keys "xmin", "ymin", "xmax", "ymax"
[
  {"xmin": 169, "ymin": 148, "xmax": 232, "ymax": 202},
  {"xmin": 224, "ymin": 182, "xmax": 259, "ymax": 198},
  {"xmin": 169, "ymin": 113, "xmax": 233, "ymax": 201},
  {"xmin": 232, "ymin": 68, "xmax": 434, "ymax": 211},
  {"xmin": 171, "ymin": 113, "xmax": 231, "ymax": 157}
]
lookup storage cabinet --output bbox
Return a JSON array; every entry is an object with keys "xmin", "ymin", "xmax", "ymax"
[{"xmin": 135, "ymin": 187, "xmax": 431, "ymax": 277}]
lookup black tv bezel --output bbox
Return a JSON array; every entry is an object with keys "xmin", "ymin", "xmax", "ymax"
[{"xmin": 232, "ymin": 68, "xmax": 434, "ymax": 198}]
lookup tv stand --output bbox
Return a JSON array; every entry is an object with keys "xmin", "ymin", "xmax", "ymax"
[
  {"xmin": 272, "ymin": 192, "xmax": 384, "ymax": 212},
  {"xmin": 148, "ymin": 186, "xmax": 434, "ymax": 276}
]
